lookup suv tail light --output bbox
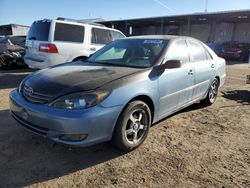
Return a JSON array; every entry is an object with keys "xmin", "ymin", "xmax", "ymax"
[{"xmin": 39, "ymin": 43, "xmax": 58, "ymax": 53}]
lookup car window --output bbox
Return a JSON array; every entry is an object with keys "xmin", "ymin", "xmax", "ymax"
[
  {"xmin": 205, "ymin": 50, "xmax": 213, "ymax": 60},
  {"xmin": 95, "ymin": 47, "xmax": 126, "ymax": 61},
  {"xmin": 0, "ymin": 36, "xmax": 26, "ymax": 46},
  {"xmin": 188, "ymin": 40, "xmax": 207, "ymax": 62},
  {"xmin": 91, "ymin": 28, "xmax": 112, "ymax": 45},
  {"xmin": 89, "ymin": 39, "xmax": 168, "ymax": 68},
  {"xmin": 9, "ymin": 36, "xmax": 26, "ymax": 45},
  {"xmin": 28, "ymin": 21, "xmax": 50, "ymax": 41},
  {"xmin": 54, "ymin": 23, "xmax": 84, "ymax": 43},
  {"xmin": 111, "ymin": 31, "xmax": 125, "ymax": 40},
  {"xmin": 166, "ymin": 40, "xmax": 189, "ymax": 63}
]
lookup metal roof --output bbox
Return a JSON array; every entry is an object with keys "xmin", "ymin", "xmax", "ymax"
[
  {"xmin": 0, "ymin": 24, "xmax": 30, "ymax": 28},
  {"xmin": 100, "ymin": 9, "xmax": 250, "ymax": 24}
]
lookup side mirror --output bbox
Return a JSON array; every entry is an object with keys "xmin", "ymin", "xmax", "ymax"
[{"xmin": 163, "ymin": 60, "xmax": 182, "ymax": 69}]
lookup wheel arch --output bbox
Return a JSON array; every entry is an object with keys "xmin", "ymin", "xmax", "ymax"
[
  {"xmin": 111, "ymin": 94, "xmax": 155, "ymax": 146},
  {"xmin": 115, "ymin": 95, "xmax": 155, "ymax": 126},
  {"xmin": 215, "ymin": 76, "xmax": 220, "ymax": 86}
]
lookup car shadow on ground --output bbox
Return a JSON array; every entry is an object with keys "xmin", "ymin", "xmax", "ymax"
[
  {"xmin": 0, "ymin": 68, "xmax": 33, "ymax": 89},
  {"xmin": 221, "ymin": 90, "xmax": 250, "ymax": 105},
  {"xmin": 0, "ymin": 109, "xmax": 124, "ymax": 187}
]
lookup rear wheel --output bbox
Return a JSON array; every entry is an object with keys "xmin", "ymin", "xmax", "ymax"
[
  {"xmin": 201, "ymin": 78, "xmax": 219, "ymax": 106},
  {"xmin": 113, "ymin": 101, "xmax": 151, "ymax": 152}
]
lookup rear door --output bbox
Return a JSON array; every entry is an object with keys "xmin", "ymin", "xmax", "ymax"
[
  {"xmin": 187, "ymin": 39, "xmax": 216, "ymax": 100},
  {"xmin": 52, "ymin": 22, "xmax": 85, "ymax": 61},
  {"xmin": 90, "ymin": 28, "xmax": 113, "ymax": 54},
  {"xmin": 158, "ymin": 39, "xmax": 195, "ymax": 117},
  {"xmin": 25, "ymin": 20, "xmax": 51, "ymax": 61}
]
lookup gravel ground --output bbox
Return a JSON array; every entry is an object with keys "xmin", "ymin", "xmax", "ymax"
[{"xmin": 0, "ymin": 61, "xmax": 249, "ymax": 188}]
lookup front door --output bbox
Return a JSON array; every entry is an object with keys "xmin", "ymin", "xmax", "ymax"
[{"xmin": 158, "ymin": 39, "xmax": 194, "ymax": 118}]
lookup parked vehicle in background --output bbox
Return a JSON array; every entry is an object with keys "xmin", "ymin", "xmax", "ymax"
[
  {"xmin": 0, "ymin": 35, "xmax": 26, "ymax": 68},
  {"xmin": 220, "ymin": 41, "xmax": 250, "ymax": 61},
  {"xmin": 10, "ymin": 35, "xmax": 226, "ymax": 151},
  {"xmin": 24, "ymin": 18, "xmax": 126, "ymax": 69},
  {"xmin": 207, "ymin": 42, "xmax": 223, "ymax": 56}
]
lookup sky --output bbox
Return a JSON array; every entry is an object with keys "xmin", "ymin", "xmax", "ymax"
[{"xmin": 0, "ymin": 0, "xmax": 250, "ymax": 26}]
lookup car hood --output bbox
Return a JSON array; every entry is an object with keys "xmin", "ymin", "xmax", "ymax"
[{"xmin": 24, "ymin": 61, "xmax": 142, "ymax": 98}]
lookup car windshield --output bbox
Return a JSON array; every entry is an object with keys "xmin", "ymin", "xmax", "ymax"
[{"xmin": 88, "ymin": 39, "xmax": 168, "ymax": 68}]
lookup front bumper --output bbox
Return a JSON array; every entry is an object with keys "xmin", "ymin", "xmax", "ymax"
[{"xmin": 9, "ymin": 89, "xmax": 123, "ymax": 147}]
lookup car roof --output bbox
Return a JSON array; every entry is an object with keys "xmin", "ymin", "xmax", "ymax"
[{"xmin": 127, "ymin": 35, "xmax": 195, "ymax": 41}]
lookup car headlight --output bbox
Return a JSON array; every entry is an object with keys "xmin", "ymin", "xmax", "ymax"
[{"xmin": 49, "ymin": 91, "xmax": 110, "ymax": 109}]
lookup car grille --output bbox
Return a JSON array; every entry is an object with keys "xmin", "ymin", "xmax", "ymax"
[{"xmin": 22, "ymin": 85, "xmax": 52, "ymax": 104}]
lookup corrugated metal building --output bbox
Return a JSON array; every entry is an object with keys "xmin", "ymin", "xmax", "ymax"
[
  {"xmin": 0, "ymin": 24, "xmax": 30, "ymax": 36},
  {"xmin": 100, "ymin": 10, "xmax": 250, "ymax": 43}
]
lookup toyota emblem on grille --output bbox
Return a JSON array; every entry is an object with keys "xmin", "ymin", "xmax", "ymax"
[{"xmin": 26, "ymin": 86, "xmax": 33, "ymax": 95}]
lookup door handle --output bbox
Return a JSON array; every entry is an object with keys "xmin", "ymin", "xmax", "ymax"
[
  {"xmin": 90, "ymin": 47, "xmax": 96, "ymax": 51},
  {"xmin": 188, "ymin": 69, "xmax": 193, "ymax": 75},
  {"xmin": 211, "ymin": 64, "xmax": 215, "ymax": 68}
]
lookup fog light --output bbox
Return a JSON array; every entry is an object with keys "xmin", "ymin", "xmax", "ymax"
[{"xmin": 60, "ymin": 134, "xmax": 88, "ymax": 142}]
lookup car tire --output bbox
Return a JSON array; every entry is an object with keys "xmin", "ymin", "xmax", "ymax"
[
  {"xmin": 112, "ymin": 100, "xmax": 152, "ymax": 152},
  {"xmin": 201, "ymin": 78, "xmax": 219, "ymax": 106}
]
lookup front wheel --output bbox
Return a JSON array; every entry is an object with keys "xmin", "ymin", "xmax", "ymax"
[
  {"xmin": 201, "ymin": 78, "xmax": 219, "ymax": 106},
  {"xmin": 112, "ymin": 101, "xmax": 152, "ymax": 152}
]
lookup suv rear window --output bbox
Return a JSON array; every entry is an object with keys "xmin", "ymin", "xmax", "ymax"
[
  {"xmin": 111, "ymin": 31, "xmax": 125, "ymax": 40},
  {"xmin": 91, "ymin": 28, "xmax": 112, "ymax": 45},
  {"xmin": 28, "ymin": 21, "xmax": 50, "ymax": 41},
  {"xmin": 54, "ymin": 23, "xmax": 84, "ymax": 43}
]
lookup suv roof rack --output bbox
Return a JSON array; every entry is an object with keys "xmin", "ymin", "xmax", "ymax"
[{"xmin": 56, "ymin": 17, "xmax": 106, "ymax": 27}]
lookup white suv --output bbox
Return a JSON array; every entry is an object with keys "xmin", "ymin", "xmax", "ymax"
[{"xmin": 24, "ymin": 18, "xmax": 126, "ymax": 69}]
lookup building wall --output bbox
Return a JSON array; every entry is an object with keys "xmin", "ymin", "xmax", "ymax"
[
  {"xmin": 233, "ymin": 22, "xmax": 250, "ymax": 43},
  {"xmin": 12, "ymin": 25, "xmax": 29, "ymax": 35},
  {"xmin": 213, "ymin": 22, "xmax": 234, "ymax": 43},
  {"xmin": 109, "ymin": 19, "xmax": 250, "ymax": 44},
  {"xmin": 0, "ymin": 27, "xmax": 12, "ymax": 35},
  {"xmin": 180, "ymin": 24, "xmax": 211, "ymax": 42}
]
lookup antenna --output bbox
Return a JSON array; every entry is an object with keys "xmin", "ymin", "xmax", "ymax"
[{"xmin": 205, "ymin": 0, "xmax": 208, "ymax": 12}]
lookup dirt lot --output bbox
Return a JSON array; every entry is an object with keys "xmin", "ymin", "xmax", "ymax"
[{"xmin": 0, "ymin": 62, "xmax": 249, "ymax": 188}]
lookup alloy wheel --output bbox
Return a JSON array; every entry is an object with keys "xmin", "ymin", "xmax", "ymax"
[{"xmin": 125, "ymin": 109, "xmax": 149, "ymax": 145}]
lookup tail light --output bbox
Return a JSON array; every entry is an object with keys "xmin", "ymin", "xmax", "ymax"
[{"xmin": 39, "ymin": 43, "xmax": 58, "ymax": 53}]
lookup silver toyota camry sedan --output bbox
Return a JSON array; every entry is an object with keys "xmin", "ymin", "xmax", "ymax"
[{"xmin": 9, "ymin": 36, "xmax": 226, "ymax": 151}]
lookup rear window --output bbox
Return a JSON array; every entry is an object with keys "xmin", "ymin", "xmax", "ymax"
[
  {"xmin": 54, "ymin": 23, "xmax": 84, "ymax": 43},
  {"xmin": 111, "ymin": 31, "xmax": 125, "ymax": 40},
  {"xmin": 28, "ymin": 21, "xmax": 50, "ymax": 41},
  {"xmin": 188, "ymin": 40, "xmax": 207, "ymax": 62},
  {"xmin": 9, "ymin": 36, "xmax": 26, "ymax": 45},
  {"xmin": 91, "ymin": 28, "xmax": 112, "ymax": 45}
]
